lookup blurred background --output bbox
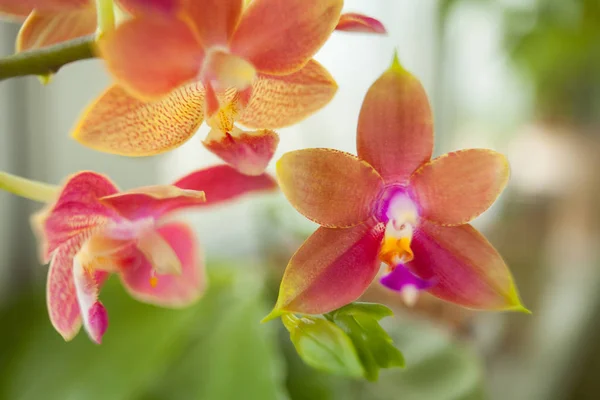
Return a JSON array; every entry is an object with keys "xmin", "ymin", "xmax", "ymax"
[{"xmin": 1, "ymin": 0, "xmax": 599, "ymax": 399}]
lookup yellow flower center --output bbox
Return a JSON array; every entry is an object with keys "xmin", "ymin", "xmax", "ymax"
[{"xmin": 379, "ymin": 193, "xmax": 419, "ymax": 268}]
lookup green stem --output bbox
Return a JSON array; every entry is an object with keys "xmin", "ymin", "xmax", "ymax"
[
  {"xmin": 95, "ymin": 0, "xmax": 115, "ymax": 35},
  {"xmin": 0, "ymin": 35, "xmax": 97, "ymax": 82},
  {"xmin": 0, "ymin": 172, "xmax": 59, "ymax": 203}
]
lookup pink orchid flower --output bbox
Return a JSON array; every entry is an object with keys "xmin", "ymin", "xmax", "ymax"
[
  {"xmin": 30, "ymin": 165, "xmax": 276, "ymax": 343},
  {"xmin": 266, "ymin": 55, "xmax": 527, "ymax": 319},
  {"xmin": 71, "ymin": 0, "xmax": 386, "ymax": 175},
  {"xmin": 0, "ymin": 0, "xmax": 96, "ymax": 51}
]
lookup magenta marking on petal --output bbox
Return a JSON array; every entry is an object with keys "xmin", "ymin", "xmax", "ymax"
[
  {"xmin": 88, "ymin": 301, "xmax": 108, "ymax": 344},
  {"xmin": 374, "ymin": 184, "xmax": 412, "ymax": 223},
  {"xmin": 380, "ymin": 264, "xmax": 434, "ymax": 292}
]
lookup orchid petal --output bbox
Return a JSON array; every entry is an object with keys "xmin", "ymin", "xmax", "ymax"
[
  {"xmin": 201, "ymin": 49, "xmax": 256, "ymax": 92},
  {"xmin": 357, "ymin": 53, "xmax": 433, "ymax": 183},
  {"xmin": 267, "ymin": 222, "xmax": 385, "ymax": 317},
  {"xmin": 117, "ymin": 0, "xmax": 181, "ymax": 17},
  {"xmin": 0, "ymin": 0, "xmax": 87, "ymax": 17},
  {"xmin": 237, "ymin": 59, "xmax": 337, "ymax": 130},
  {"xmin": 407, "ymin": 221, "xmax": 526, "ymax": 311},
  {"xmin": 335, "ymin": 13, "xmax": 386, "ymax": 34},
  {"xmin": 119, "ymin": 223, "xmax": 205, "ymax": 307},
  {"xmin": 230, "ymin": 0, "xmax": 343, "ymax": 75},
  {"xmin": 31, "ymin": 172, "xmax": 121, "ymax": 263},
  {"xmin": 98, "ymin": 17, "xmax": 203, "ymax": 100},
  {"xmin": 16, "ymin": 8, "xmax": 95, "ymax": 51},
  {"xmin": 173, "ymin": 164, "xmax": 277, "ymax": 206},
  {"xmin": 72, "ymin": 83, "xmax": 205, "ymax": 156},
  {"xmin": 276, "ymin": 149, "xmax": 384, "ymax": 228},
  {"xmin": 136, "ymin": 229, "xmax": 182, "ymax": 275},
  {"xmin": 380, "ymin": 264, "xmax": 433, "ymax": 292},
  {"xmin": 410, "ymin": 149, "xmax": 510, "ymax": 226},
  {"xmin": 100, "ymin": 185, "xmax": 205, "ymax": 220},
  {"xmin": 203, "ymin": 127, "xmax": 279, "ymax": 176},
  {"xmin": 46, "ymin": 236, "xmax": 109, "ymax": 341},
  {"xmin": 184, "ymin": 0, "xmax": 243, "ymax": 47}
]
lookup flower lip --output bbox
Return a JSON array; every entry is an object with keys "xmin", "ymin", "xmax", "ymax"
[{"xmin": 373, "ymin": 184, "xmax": 418, "ymax": 223}]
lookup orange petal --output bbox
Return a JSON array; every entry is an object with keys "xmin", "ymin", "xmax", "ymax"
[
  {"xmin": 203, "ymin": 127, "xmax": 279, "ymax": 176},
  {"xmin": 0, "ymin": 0, "xmax": 88, "ymax": 17},
  {"xmin": 230, "ymin": 0, "xmax": 343, "ymax": 75},
  {"xmin": 16, "ymin": 8, "xmax": 96, "ymax": 51},
  {"xmin": 276, "ymin": 149, "xmax": 383, "ymax": 228},
  {"xmin": 411, "ymin": 149, "xmax": 510, "ymax": 226},
  {"xmin": 200, "ymin": 49, "xmax": 256, "ymax": 92},
  {"xmin": 407, "ymin": 221, "xmax": 526, "ymax": 311},
  {"xmin": 184, "ymin": 0, "xmax": 244, "ymax": 47},
  {"xmin": 117, "ymin": 0, "xmax": 182, "ymax": 17},
  {"xmin": 335, "ymin": 13, "xmax": 386, "ymax": 34},
  {"xmin": 72, "ymin": 83, "xmax": 205, "ymax": 156},
  {"xmin": 357, "ymin": 53, "xmax": 433, "ymax": 184},
  {"xmin": 271, "ymin": 223, "xmax": 385, "ymax": 315},
  {"xmin": 98, "ymin": 17, "xmax": 203, "ymax": 100},
  {"xmin": 237, "ymin": 59, "xmax": 337, "ymax": 129}
]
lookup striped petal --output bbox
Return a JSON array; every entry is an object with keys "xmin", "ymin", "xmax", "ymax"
[
  {"xmin": 173, "ymin": 164, "xmax": 277, "ymax": 205},
  {"xmin": 98, "ymin": 17, "xmax": 203, "ymax": 100},
  {"xmin": 276, "ymin": 149, "xmax": 384, "ymax": 228},
  {"xmin": 407, "ymin": 221, "xmax": 526, "ymax": 311},
  {"xmin": 237, "ymin": 59, "xmax": 337, "ymax": 129},
  {"xmin": 268, "ymin": 222, "xmax": 385, "ymax": 317},
  {"xmin": 119, "ymin": 223, "xmax": 205, "ymax": 307},
  {"xmin": 16, "ymin": 8, "xmax": 95, "ymax": 51},
  {"xmin": 410, "ymin": 149, "xmax": 510, "ymax": 226},
  {"xmin": 72, "ymin": 83, "xmax": 205, "ymax": 156},
  {"xmin": 335, "ymin": 13, "xmax": 386, "ymax": 34},
  {"xmin": 31, "ymin": 171, "xmax": 121, "ymax": 263},
  {"xmin": 230, "ymin": 0, "xmax": 343, "ymax": 75},
  {"xmin": 357, "ymin": 53, "xmax": 433, "ymax": 184},
  {"xmin": 185, "ymin": 0, "xmax": 244, "ymax": 47},
  {"xmin": 100, "ymin": 185, "xmax": 206, "ymax": 220},
  {"xmin": 203, "ymin": 127, "xmax": 279, "ymax": 176}
]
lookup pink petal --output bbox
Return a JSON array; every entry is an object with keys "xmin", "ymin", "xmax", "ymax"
[
  {"xmin": 99, "ymin": 185, "xmax": 206, "ymax": 220},
  {"xmin": 335, "ymin": 13, "xmax": 386, "ymax": 34},
  {"xmin": 31, "ymin": 171, "xmax": 121, "ymax": 263},
  {"xmin": 46, "ymin": 236, "xmax": 109, "ymax": 341},
  {"xmin": 407, "ymin": 221, "xmax": 526, "ymax": 311},
  {"xmin": 230, "ymin": 0, "xmax": 343, "ymax": 75},
  {"xmin": 184, "ymin": 0, "xmax": 244, "ymax": 47},
  {"xmin": 268, "ymin": 222, "xmax": 385, "ymax": 316},
  {"xmin": 357, "ymin": 53, "xmax": 433, "ymax": 183},
  {"xmin": 16, "ymin": 8, "xmax": 96, "ymax": 51},
  {"xmin": 173, "ymin": 164, "xmax": 277, "ymax": 206},
  {"xmin": 410, "ymin": 149, "xmax": 510, "ymax": 226},
  {"xmin": 203, "ymin": 127, "xmax": 279, "ymax": 176},
  {"xmin": 119, "ymin": 223, "xmax": 205, "ymax": 307}
]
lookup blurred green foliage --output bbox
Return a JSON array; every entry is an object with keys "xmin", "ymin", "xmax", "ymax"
[{"xmin": 0, "ymin": 263, "xmax": 486, "ymax": 400}]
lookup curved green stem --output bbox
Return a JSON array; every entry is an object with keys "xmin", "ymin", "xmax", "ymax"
[
  {"xmin": 0, "ymin": 172, "xmax": 59, "ymax": 203},
  {"xmin": 0, "ymin": 35, "xmax": 96, "ymax": 82},
  {"xmin": 95, "ymin": 0, "xmax": 115, "ymax": 35}
]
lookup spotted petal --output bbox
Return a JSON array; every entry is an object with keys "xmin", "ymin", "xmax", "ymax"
[
  {"xmin": 203, "ymin": 127, "xmax": 279, "ymax": 176},
  {"xmin": 276, "ymin": 149, "xmax": 384, "ymax": 228},
  {"xmin": 237, "ymin": 59, "xmax": 337, "ymax": 129},
  {"xmin": 230, "ymin": 0, "xmax": 343, "ymax": 75},
  {"xmin": 119, "ymin": 223, "xmax": 205, "ymax": 307},
  {"xmin": 100, "ymin": 185, "xmax": 206, "ymax": 220},
  {"xmin": 72, "ymin": 83, "xmax": 205, "ymax": 156},
  {"xmin": 410, "ymin": 149, "xmax": 510, "ymax": 226},
  {"xmin": 16, "ymin": 8, "xmax": 96, "ymax": 51},
  {"xmin": 357, "ymin": 54, "xmax": 433, "ymax": 183},
  {"xmin": 335, "ymin": 13, "xmax": 386, "ymax": 34},
  {"xmin": 98, "ymin": 17, "xmax": 203, "ymax": 100},
  {"xmin": 407, "ymin": 221, "xmax": 526, "ymax": 311},
  {"xmin": 267, "ymin": 222, "xmax": 385, "ymax": 317},
  {"xmin": 173, "ymin": 164, "xmax": 277, "ymax": 205},
  {"xmin": 31, "ymin": 171, "xmax": 121, "ymax": 263}
]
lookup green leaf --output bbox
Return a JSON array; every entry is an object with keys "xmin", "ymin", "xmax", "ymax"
[
  {"xmin": 283, "ymin": 314, "xmax": 364, "ymax": 379},
  {"xmin": 332, "ymin": 305, "xmax": 405, "ymax": 381}
]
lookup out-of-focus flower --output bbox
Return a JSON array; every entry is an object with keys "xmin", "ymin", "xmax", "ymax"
[
  {"xmin": 20, "ymin": 165, "xmax": 276, "ymax": 343},
  {"xmin": 0, "ymin": 0, "xmax": 96, "ymax": 51},
  {"xmin": 72, "ymin": 1, "xmax": 386, "ymax": 175},
  {"xmin": 265, "ymin": 54, "xmax": 527, "ymax": 319}
]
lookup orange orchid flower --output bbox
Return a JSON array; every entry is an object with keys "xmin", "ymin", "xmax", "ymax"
[
  {"xmin": 71, "ymin": 1, "xmax": 387, "ymax": 175},
  {"xmin": 265, "ymin": 54, "xmax": 527, "ymax": 319},
  {"xmin": 0, "ymin": 0, "xmax": 96, "ymax": 51}
]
